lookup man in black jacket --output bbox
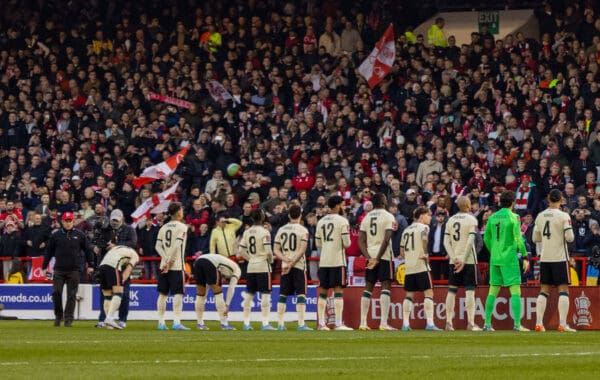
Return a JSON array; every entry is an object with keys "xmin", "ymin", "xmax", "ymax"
[
  {"xmin": 43, "ymin": 212, "xmax": 95, "ymax": 327},
  {"xmin": 23, "ymin": 213, "xmax": 51, "ymax": 257},
  {"xmin": 428, "ymin": 210, "xmax": 448, "ymax": 281}
]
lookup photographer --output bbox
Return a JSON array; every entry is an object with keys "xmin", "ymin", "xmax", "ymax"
[{"xmin": 95, "ymin": 209, "xmax": 137, "ymax": 328}]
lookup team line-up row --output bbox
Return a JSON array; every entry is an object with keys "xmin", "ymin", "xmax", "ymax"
[{"xmin": 76, "ymin": 190, "xmax": 576, "ymax": 332}]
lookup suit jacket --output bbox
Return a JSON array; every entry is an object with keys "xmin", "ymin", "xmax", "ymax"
[{"xmin": 428, "ymin": 222, "xmax": 447, "ymax": 257}]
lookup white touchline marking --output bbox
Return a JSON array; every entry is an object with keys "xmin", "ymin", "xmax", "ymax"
[
  {"xmin": 2, "ymin": 352, "xmax": 600, "ymax": 366},
  {"xmin": 0, "ymin": 356, "xmax": 387, "ymax": 366}
]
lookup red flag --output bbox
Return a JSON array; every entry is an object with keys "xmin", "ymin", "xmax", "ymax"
[
  {"xmin": 147, "ymin": 92, "xmax": 192, "ymax": 109},
  {"xmin": 132, "ymin": 145, "xmax": 189, "ymax": 189},
  {"xmin": 358, "ymin": 24, "xmax": 395, "ymax": 89},
  {"xmin": 28, "ymin": 256, "xmax": 46, "ymax": 282}
]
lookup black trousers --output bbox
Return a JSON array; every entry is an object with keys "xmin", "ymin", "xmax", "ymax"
[
  {"xmin": 52, "ymin": 270, "xmax": 80, "ymax": 322},
  {"xmin": 430, "ymin": 256, "xmax": 449, "ymax": 281}
]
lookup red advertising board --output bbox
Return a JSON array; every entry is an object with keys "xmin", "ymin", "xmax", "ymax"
[{"xmin": 322, "ymin": 286, "xmax": 599, "ymax": 330}]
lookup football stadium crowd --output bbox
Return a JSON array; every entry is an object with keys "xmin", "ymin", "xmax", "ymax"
[{"xmin": 1, "ymin": 0, "xmax": 600, "ymax": 283}]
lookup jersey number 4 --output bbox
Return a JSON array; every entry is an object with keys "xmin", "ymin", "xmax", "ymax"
[{"xmin": 542, "ymin": 221, "xmax": 551, "ymax": 239}]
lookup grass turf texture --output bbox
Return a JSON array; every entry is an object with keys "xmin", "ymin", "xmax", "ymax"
[{"xmin": 1, "ymin": 321, "xmax": 599, "ymax": 379}]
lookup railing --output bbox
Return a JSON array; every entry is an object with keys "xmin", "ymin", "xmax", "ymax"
[{"xmin": 0, "ymin": 255, "xmax": 592, "ymax": 286}]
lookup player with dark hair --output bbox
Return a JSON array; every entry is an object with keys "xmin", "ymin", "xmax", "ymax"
[
  {"xmin": 316, "ymin": 195, "xmax": 352, "ymax": 330},
  {"xmin": 193, "ymin": 253, "xmax": 241, "ymax": 331},
  {"xmin": 401, "ymin": 206, "xmax": 441, "ymax": 331},
  {"xmin": 483, "ymin": 191, "xmax": 530, "ymax": 332},
  {"xmin": 274, "ymin": 205, "xmax": 312, "ymax": 331},
  {"xmin": 155, "ymin": 202, "xmax": 190, "ymax": 330},
  {"xmin": 533, "ymin": 189, "xmax": 576, "ymax": 332},
  {"xmin": 98, "ymin": 246, "xmax": 139, "ymax": 329},
  {"xmin": 443, "ymin": 196, "xmax": 481, "ymax": 331},
  {"xmin": 239, "ymin": 209, "xmax": 275, "ymax": 330},
  {"xmin": 358, "ymin": 193, "xmax": 397, "ymax": 330}
]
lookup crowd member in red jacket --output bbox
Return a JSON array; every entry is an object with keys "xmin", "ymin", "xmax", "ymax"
[{"xmin": 292, "ymin": 161, "xmax": 315, "ymax": 192}]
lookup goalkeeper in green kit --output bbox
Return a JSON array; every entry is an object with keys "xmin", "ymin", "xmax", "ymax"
[{"xmin": 483, "ymin": 191, "xmax": 530, "ymax": 332}]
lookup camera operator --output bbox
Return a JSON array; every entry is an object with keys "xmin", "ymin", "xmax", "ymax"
[
  {"xmin": 42, "ymin": 212, "xmax": 95, "ymax": 327},
  {"xmin": 95, "ymin": 209, "xmax": 137, "ymax": 328}
]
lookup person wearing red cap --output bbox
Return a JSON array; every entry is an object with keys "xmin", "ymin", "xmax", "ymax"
[
  {"xmin": 515, "ymin": 174, "xmax": 540, "ymax": 217},
  {"xmin": 43, "ymin": 211, "xmax": 95, "ymax": 327}
]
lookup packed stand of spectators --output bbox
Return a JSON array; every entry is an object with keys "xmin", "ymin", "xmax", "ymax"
[{"xmin": 1, "ymin": 0, "xmax": 600, "ymax": 283}]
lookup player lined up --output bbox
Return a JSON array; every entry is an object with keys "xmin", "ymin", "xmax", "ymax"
[{"xmin": 96, "ymin": 190, "xmax": 577, "ymax": 332}]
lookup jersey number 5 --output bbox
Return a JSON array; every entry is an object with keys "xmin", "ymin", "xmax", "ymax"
[{"xmin": 369, "ymin": 217, "xmax": 377, "ymax": 236}]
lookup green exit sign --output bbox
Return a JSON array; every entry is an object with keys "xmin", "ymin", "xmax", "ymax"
[{"xmin": 478, "ymin": 11, "xmax": 499, "ymax": 34}]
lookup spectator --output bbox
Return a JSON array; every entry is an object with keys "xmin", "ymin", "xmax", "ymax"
[
  {"xmin": 23, "ymin": 212, "xmax": 51, "ymax": 260},
  {"xmin": 427, "ymin": 17, "xmax": 448, "ymax": 48},
  {"xmin": 0, "ymin": 0, "xmax": 597, "ymax": 295},
  {"xmin": 209, "ymin": 216, "xmax": 242, "ymax": 258},
  {"xmin": 416, "ymin": 150, "xmax": 443, "ymax": 187},
  {"xmin": 0, "ymin": 200, "xmax": 24, "ymax": 231},
  {"xmin": 137, "ymin": 218, "xmax": 160, "ymax": 280},
  {"xmin": 340, "ymin": 20, "xmax": 362, "ymax": 54},
  {"xmin": 428, "ymin": 209, "xmax": 448, "ymax": 281},
  {"xmin": 514, "ymin": 174, "xmax": 540, "ymax": 217},
  {"xmin": 6, "ymin": 258, "xmax": 25, "ymax": 284}
]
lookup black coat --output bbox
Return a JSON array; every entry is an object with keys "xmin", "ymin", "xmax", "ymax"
[
  {"xmin": 23, "ymin": 224, "xmax": 51, "ymax": 257},
  {"xmin": 0, "ymin": 231, "xmax": 23, "ymax": 258},
  {"xmin": 428, "ymin": 223, "xmax": 447, "ymax": 257},
  {"xmin": 137, "ymin": 224, "xmax": 159, "ymax": 257},
  {"xmin": 107, "ymin": 224, "xmax": 137, "ymax": 249},
  {"xmin": 43, "ymin": 228, "xmax": 94, "ymax": 272}
]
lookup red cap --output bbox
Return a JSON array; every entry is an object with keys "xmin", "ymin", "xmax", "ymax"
[
  {"xmin": 61, "ymin": 212, "xmax": 74, "ymax": 221},
  {"xmin": 520, "ymin": 174, "xmax": 531, "ymax": 181},
  {"xmin": 474, "ymin": 167, "xmax": 482, "ymax": 174},
  {"xmin": 550, "ymin": 162, "xmax": 560, "ymax": 169}
]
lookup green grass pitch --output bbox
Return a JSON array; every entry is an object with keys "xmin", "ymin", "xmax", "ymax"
[{"xmin": 1, "ymin": 321, "xmax": 599, "ymax": 379}]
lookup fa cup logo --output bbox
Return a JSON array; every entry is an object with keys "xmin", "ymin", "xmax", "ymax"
[{"xmin": 573, "ymin": 291, "xmax": 592, "ymax": 327}]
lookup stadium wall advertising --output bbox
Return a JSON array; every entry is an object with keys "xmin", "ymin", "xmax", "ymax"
[
  {"xmin": 0, "ymin": 285, "xmax": 597, "ymax": 329},
  {"xmin": 324, "ymin": 287, "xmax": 599, "ymax": 330}
]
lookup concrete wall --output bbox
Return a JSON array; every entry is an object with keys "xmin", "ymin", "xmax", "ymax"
[{"xmin": 414, "ymin": 9, "xmax": 539, "ymax": 46}]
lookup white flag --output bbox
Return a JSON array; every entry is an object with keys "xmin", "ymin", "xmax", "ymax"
[
  {"xmin": 206, "ymin": 80, "xmax": 232, "ymax": 102},
  {"xmin": 131, "ymin": 181, "xmax": 180, "ymax": 227}
]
